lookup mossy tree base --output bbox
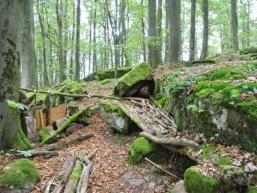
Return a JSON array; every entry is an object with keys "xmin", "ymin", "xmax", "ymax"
[{"xmin": 12, "ymin": 128, "xmax": 33, "ymax": 150}]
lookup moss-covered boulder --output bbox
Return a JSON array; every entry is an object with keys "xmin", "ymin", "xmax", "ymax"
[
  {"xmin": 113, "ymin": 63, "xmax": 154, "ymax": 97},
  {"xmin": 84, "ymin": 67, "xmax": 132, "ymax": 81},
  {"xmin": 159, "ymin": 62, "xmax": 257, "ymax": 152},
  {"xmin": 0, "ymin": 159, "xmax": 40, "ymax": 193},
  {"xmin": 100, "ymin": 100, "xmax": 130, "ymax": 134},
  {"xmin": 12, "ymin": 128, "xmax": 33, "ymax": 150},
  {"xmin": 128, "ymin": 137, "xmax": 158, "ymax": 165},
  {"xmin": 184, "ymin": 166, "xmax": 221, "ymax": 193}
]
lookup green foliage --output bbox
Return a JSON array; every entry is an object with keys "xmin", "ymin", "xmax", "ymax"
[
  {"xmin": 0, "ymin": 159, "xmax": 40, "ymax": 187},
  {"xmin": 216, "ymin": 156, "xmax": 233, "ymax": 166},
  {"xmin": 248, "ymin": 187, "xmax": 257, "ymax": 193},
  {"xmin": 184, "ymin": 166, "xmax": 221, "ymax": 193},
  {"xmin": 7, "ymin": 100, "xmax": 28, "ymax": 110},
  {"xmin": 187, "ymin": 104, "xmax": 205, "ymax": 113},
  {"xmin": 128, "ymin": 137, "xmax": 157, "ymax": 165},
  {"xmin": 199, "ymin": 144, "xmax": 218, "ymax": 160}
]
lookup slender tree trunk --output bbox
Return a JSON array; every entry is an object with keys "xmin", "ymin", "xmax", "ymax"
[
  {"xmin": 246, "ymin": 0, "xmax": 250, "ymax": 46},
  {"xmin": 141, "ymin": 0, "xmax": 147, "ymax": 62},
  {"xmin": 189, "ymin": 0, "xmax": 196, "ymax": 61},
  {"xmin": 148, "ymin": 0, "xmax": 158, "ymax": 67},
  {"xmin": 56, "ymin": 0, "xmax": 66, "ymax": 81},
  {"xmin": 169, "ymin": 0, "xmax": 181, "ymax": 64},
  {"xmin": 70, "ymin": 0, "xmax": 76, "ymax": 78},
  {"xmin": 157, "ymin": 0, "xmax": 162, "ymax": 64},
  {"xmin": 63, "ymin": 0, "xmax": 68, "ymax": 76},
  {"xmin": 0, "ymin": 0, "xmax": 26, "ymax": 150},
  {"xmin": 21, "ymin": 0, "xmax": 38, "ymax": 88},
  {"xmin": 93, "ymin": 1, "xmax": 97, "ymax": 73},
  {"xmin": 230, "ymin": 0, "xmax": 239, "ymax": 51},
  {"xmin": 164, "ymin": 0, "xmax": 170, "ymax": 63},
  {"xmin": 75, "ymin": 0, "xmax": 81, "ymax": 80},
  {"xmin": 36, "ymin": 0, "xmax": 49, "ymax": 86},
  {"xmin": 200, "ymin": 0, "xmax": 208, "ymax": 60}
]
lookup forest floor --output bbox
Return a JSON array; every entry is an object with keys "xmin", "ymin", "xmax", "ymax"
[{"xmin": 0, "ymin": 58, "xmax": 249, "ymax": 193}]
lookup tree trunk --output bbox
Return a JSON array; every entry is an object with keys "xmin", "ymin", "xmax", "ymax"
[
  {"xmin": 148, "ymin": 0, "xmax": 158, "ymax": 67},
  {"xmin": 0, "ymin": 0, "xmax": 25, "ymax": 150},
  {"xmin": 36, "ymin": 0, "xmax": 49, "ymax": 86},
  {"xmin": 75, "ymin": 0, "xmax": 81, "ymax": 81},
  {"xmin": 93, "ymin": 0, "xmax": 97, "ymax": 73},
  {"xmin": 70, "ymin": 0, "xmax": 76, "ymax": 78},
  {"xmin": 21, "ymin": 0, "xmax": 38, "ymax": 89},
  {"xmin": 200, "ymin": 0, "xmax": 208, "ymax": 60},
  {"xmin": 56, "ymin": 0, "xmax": 66, "ymax": 82},
  {"xmin": 164, "ymin": 0, "xmax": 170, "ymax": 63},
  {"xmin": 141, "ymin": 0, "xmax": 147, "ymax": 62},
  {"xmin": 169, "ymin": 0, "xmax": 181, "ymax": 64},
  {"xmin": 230, "ymin": 0, "xmax": 239, "ymax": 51},
  {"xmin": 189, "ymin": 0, "xmax": 196, "ymax": 61},
  {"xmin": 157, "ymin": 0, "xmax": 162, "ymax": 65}
]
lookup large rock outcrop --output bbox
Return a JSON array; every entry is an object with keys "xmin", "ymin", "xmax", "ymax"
[
  {"xmin": 157, "ymin": 62, "xmax": 257, "ymax": 153},
  {"xmin": 113, "ymin": 63, "xmax": 154, "ymax": 97}
]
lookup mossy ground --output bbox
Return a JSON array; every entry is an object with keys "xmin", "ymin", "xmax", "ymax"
[
  {"xmin": 0, "ymin": 159, "xmax": 40, "ymax": 187},
  {"xmin": 184, "ymin": 166, "xmax": 221, "ymax": 193},
  {"xmin": 128, "ymin": 137, "xmax": 158, "ymax": 165},
  {"xmin": 114, "ymin": 63, "xmax": 152, "ymax": 96},
  {"xmin": 12, "ymin": 128, "xmax": 33, "ymax": 150},
  {"xmin": 100, "ymin": 79, "xmax": 113, "ymax": 85}
]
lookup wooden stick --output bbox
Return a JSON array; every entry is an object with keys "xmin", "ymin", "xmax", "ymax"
[
  {"xmin": 144, "ymin": 157, "xmax": 181, "ymax": 180},
  {"xmin": 46, "ymin": 133, "xmax": 94, "ymax": 151}
]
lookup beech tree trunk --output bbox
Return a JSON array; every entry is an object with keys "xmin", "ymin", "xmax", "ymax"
[
  {"xmin": 164, "ymin": 0, "xmax": 170, "ymax": 63},
  {"xmin": 75, "ymin": 0, "xmax": 81, "ymax": 81},
  {"xmin": 200, "ymin": 0, "xmax": 208, "ymax": 60},
  {"xmin": 189, "ymin": 0, "xmax": 196, "ymax": 61},
  {"xmin": 21, "ymin": 0, "xmax": 38, "ymax": 89},
  {"xmin": 169, "ymin": 0, "xmax": 181, "ymax": 64},
  {"xmin": 157, "ymin": 0, "xmax": 162, "ymax": 65},
  {"xmin": 148, "ymin": 0, "xmax": 158, "ymax": 67},
  {"xmin": 0, "ymin": 0, "xmax": 26, "ymax": 150},
  {"xmin": 230, "ymin": 0, "xmax": 239, "ymax": 51}
]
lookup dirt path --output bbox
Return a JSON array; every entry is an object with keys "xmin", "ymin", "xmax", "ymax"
[{"xmin": 31, "ymin": 113, "xmax": 174, "ymax": 193}]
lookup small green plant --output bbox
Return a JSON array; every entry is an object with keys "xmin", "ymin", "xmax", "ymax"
[
  {"xmin": 7, "ymin": 100, "xmax": 28, "ymax": 110},
  {"xmin": 187, "ymin": 104, "xmax": 205, "ymax": 113}
]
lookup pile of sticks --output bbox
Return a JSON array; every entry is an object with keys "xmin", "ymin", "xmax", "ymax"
[{"xmin": 45, "ymin": 150, "xmax": 95, "ymax": 193}]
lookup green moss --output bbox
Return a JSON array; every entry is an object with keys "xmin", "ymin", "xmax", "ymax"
[
  {"xmin": 248, "ymin": 187, "xmax": 257, "ymax": 193},
  {"xmin": 128, "ymin": 137, "xmax": 158, "ymax": 165},
  {"xmin": 100, "ymin": 79, "xmax": 113, "ymax": 85},
  {"xmin": 199, "ymin": 144, "xmax": 218, "ymax": 160},
  {"xmin": 0, "ymin": 159, "xmax": 40, "ymax": 187},
  {"xmin": 12, "ymin": 128, "xmax": 33, "ymax": 150},
  {"xmin": 240, "ymin": 47, "xmax": 257, "ymax": 55},
  {"xmin": 39, "ymin": 127, "xmax": 51, "ymax": 142},
  {"xmin": 216, "ymin": 156, "xmax": 233, "ymax": 166},
  {"xmin": 184, "ymin": 166, "xmax": 221, "ymax": 193},
  {"xmin": 97, "ymin": 66, "xmax": 132, "ymax": 80},
  {"xmin": 70, "ymin": 162, "xmax": 83, "ymax": 179},
  {"xmin": 100, "ymin": 100, "xmax": 125, "ymax": 117},
  {"xmin": 154, "ymin": 96, "xmax": 169, "ymax": 108},
  {"xmin": 113, "ymin": 63, "xmax": 152, "ymax": 96}
]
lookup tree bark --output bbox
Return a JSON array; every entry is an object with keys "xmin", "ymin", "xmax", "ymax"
[
  {"xmin": 56, "ymin": 0, "xmax": 66, "ymax": 82},
  {"xmin": 189, "ymin": 0, "xmax": 196, "ymax": 61},
  {"xmin": 141, "ymin": 0, "xmax": 147, "ymax": 62},
  {"xmin": 36, "ymin": 0, "xmax": 49, "ymax": 86},
  {"xmin": 169, "ymin": 0, "xmax": 181, "ymax": 64},
  {"xmin": 230, "ymin": 0, "xmax": 239, "ymax": 51},
  {"xmin": 70, "ymin": 0, "xmax": 76, "ymax": 78},
  {"xmin": 200, "ymin": 0, "xmax": 208, "ymax": 60},
  {"xmin": 157, "ymin": 0, "xmax": 163, "ymax": 65},
  {"xmin": 75, "ymin": 0, "xmax": 81, "ymax": 81},
  {"xmin": 148, "ymin": 0, "xmax": 158, "ymax": 67},
  {"xmin": 164, "ymin": 0, "xmax": 170, "ymax": 63},
  {"xmin": 21, "ymin": 0, "xmax": 38, "ymax": 89},
  {"xmin": 0, "ymin": 0, "xmax": 26, "ymax": 150}
]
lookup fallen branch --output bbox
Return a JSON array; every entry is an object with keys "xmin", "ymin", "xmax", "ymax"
[
  {"xmin": 16, "ymin": 150, "xmax": 58, "ymax": 158},
  {"xmin": 41, "ymin": 109, "xmax": 87, "ymax": 145},
  {"xmin": 46, "ymin": 133, "xmax": 94, "ymax": 151},
  {"xmin": 140, "ymin": 132, "xmax": 200, "ymax": 150},
  {"xmin": 144, "ymin": 157, "xmax": 181, "ymax": 180},
  {"xmin": 20, "ymin": 88, "xmax": 144, "ymax": 101}
]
